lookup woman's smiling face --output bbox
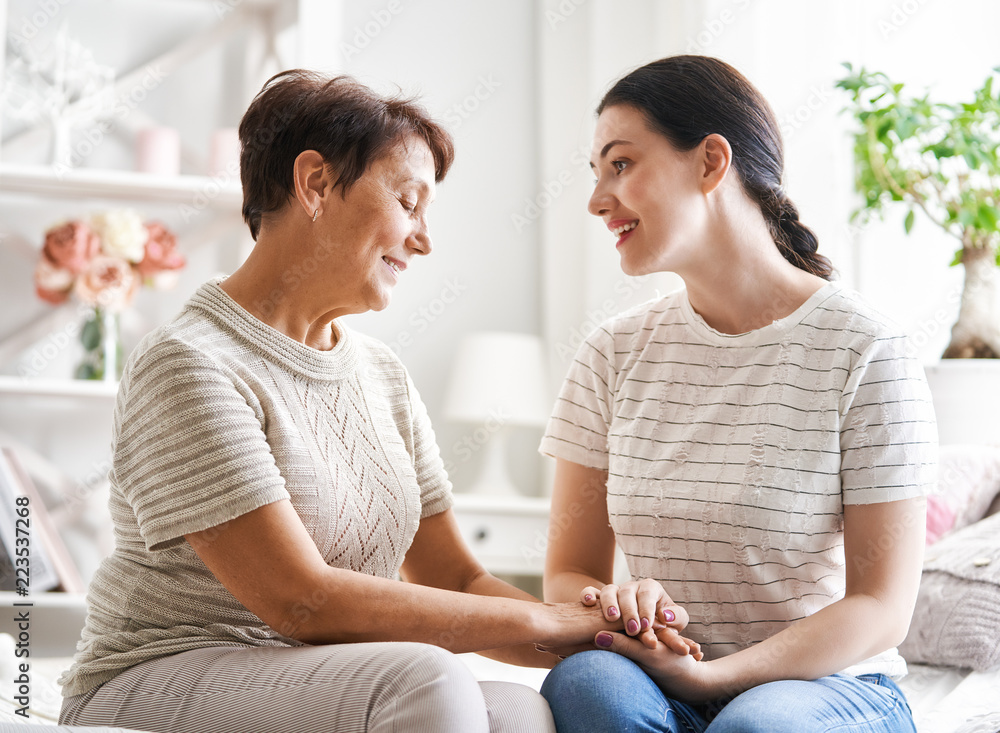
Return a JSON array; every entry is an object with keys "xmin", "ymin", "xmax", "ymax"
[
  {"xmin": 317, "ymin": 137, "xmax": 436, "ymax": 316},
  {"xmin": 588, "ymin": 105, "xmax": 709, "ymax": 277}
]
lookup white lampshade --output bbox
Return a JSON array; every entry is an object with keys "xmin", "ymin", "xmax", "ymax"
[{"xmin": 444, "ymin": 332, "xmax": 550, "ymax": 427}]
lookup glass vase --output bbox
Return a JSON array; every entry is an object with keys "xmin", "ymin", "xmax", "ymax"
[{"xmin": 76, "ymin": 307, "xmax": 122, "ymax": 382}]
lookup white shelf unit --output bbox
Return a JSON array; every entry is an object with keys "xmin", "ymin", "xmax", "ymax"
[
  {"xmin": 0, "ymin": 591, "xmax": 88, "ymax": 657},
  {"xmin": 0, "ymin": 164, "xmax": 243, "ymax": 208},
  {"xmin": 0, "ymin": 375, "xmax": 118, "ymax": 399}
]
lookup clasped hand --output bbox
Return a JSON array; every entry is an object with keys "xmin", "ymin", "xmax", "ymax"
[
  {"xmin": 581, "ymin": 579, "xmax": 702, "ymax": 657},
  {"xmin": 543, "ymin": 579, "xmax": 709, "ymax": 701}
]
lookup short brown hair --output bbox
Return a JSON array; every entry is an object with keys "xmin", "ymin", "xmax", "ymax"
[{"xmin": 238, "ymin": 70, "xmax": 455, "ymax": 240}]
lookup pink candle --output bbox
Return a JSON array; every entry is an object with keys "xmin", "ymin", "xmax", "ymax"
[{"xmin": 136, "ymin": 127, "xmax": 180, "ymax": 176}]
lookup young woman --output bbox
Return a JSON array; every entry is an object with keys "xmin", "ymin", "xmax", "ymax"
[{"xmin": 539, "ymin": 56, "xmax": 936, "ymax": 732}]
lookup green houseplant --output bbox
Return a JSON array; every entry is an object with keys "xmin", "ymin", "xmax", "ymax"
[{"xmin": 837, "ymin": 64, "xmax": 1000, "ymax": 358}]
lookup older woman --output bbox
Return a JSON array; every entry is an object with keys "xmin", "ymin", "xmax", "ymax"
[{"xmin": 57, "ymin": 70, "xmax": 638, "ymax": 733}]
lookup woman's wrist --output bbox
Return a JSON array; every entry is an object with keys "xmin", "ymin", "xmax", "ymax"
[
  {"xmin": 662, "ymin": 658, "xmax": 743, "ymax": 705},
  {"xmin": 533, "ymin": 600, "xmax": 608, "ymax": 647}
]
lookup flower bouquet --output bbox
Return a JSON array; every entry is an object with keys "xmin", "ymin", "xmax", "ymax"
[{"xmin": 34, "ymin": 209, "xmax": 185, "ymax": 380}]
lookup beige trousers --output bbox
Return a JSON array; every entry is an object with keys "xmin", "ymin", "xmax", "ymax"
[{"xmin": 60, "ymin": 642, "xmax": 555, "ymax": 733}]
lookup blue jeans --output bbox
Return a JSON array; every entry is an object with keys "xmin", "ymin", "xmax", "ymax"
[{"xmin": 540, "ymin": 651, "xmax": 917, "ymax": 733}]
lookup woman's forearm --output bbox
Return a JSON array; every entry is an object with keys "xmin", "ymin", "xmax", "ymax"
[
  {"xmin": 685, "ymin": 592, "xmax": 909, "ymax": 702},
  {"xmin": 283, "ymin": 564, "xmax": 605, "ymax": 654},
  {"xmin": 544, "ymin": 569, "xmax": 607, "ymax": 603},
  {"xmin": 461, "ymin": 570, "xmax": 559, "ymax": 668},
  {"xmin": 187, "ymin": 500, "xmax": 613, "ymax": 655}
]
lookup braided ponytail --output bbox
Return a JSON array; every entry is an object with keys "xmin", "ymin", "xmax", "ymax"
[
  {"xmin": 599, "ymin": 56, "xmax": 835, "ymax": 281},
  {"xmin": 763, "ymin": 189, "xmax": 833, "ymax": 279}
]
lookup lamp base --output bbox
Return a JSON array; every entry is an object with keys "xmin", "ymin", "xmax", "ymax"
[{"xmin": 463, "ymin": 426, "xmax": 523, "ymax": 497}]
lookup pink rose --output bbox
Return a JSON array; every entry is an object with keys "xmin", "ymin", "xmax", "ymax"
[
  {"xmin": 137, "ymin": 222, "xmax": 185, "ymax": 277},
  {"xmin": 34, "ymin": 256, "xmax": 75, "ymax": 305},
  {"xmin": 73, "ymin": 256, "xmax": 137, "ymax": 313},
  {"xmin": 42, "ymin": 221, "xmax": 100, "ymax": 274}
]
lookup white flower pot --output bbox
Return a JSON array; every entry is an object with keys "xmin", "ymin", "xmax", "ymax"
[{"xmin": 923, "ymin": 360, "xmax": 1000, "ymax": 445}]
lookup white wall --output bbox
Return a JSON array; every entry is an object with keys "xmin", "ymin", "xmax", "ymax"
[
  {"xmin": 296, "ymin": 0, "xmax": 548, "ymax": 493},
  {"xmin": 2, "ymin": 0, "xmax": 996, "ymax": 494}
]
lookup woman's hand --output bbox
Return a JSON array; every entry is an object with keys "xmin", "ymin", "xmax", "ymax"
[
  {"xmin": 580, "ymin": 579, "xmax": 692, "ymax": 653},
  {"xmin": 529, "ymin": 597, "xmax": 628, "ymax": 660},
  {"xmin": 593, "ymin": 626, "xmax": 713, "ymax": 703}
]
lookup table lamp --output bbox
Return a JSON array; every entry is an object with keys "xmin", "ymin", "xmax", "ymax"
[{"xmin": 443, "ymin": 332, "xmax": 550, "ymax": 496}]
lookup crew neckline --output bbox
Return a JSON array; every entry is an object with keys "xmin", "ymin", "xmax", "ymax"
[
  {"xmin": 186, "ymin": 278, "xmax": 360, "ymax": 382},
  {"xmin": 678, "ymin": 280, "xmax": 843, "ymax": 346}
]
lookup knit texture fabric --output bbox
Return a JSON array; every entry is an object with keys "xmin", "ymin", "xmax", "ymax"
[
  {"xmin": 900, "ymin": 510, "xmax": 1000, "ymax": 671},
  {"xmin": 541, "ymin": 282, "xmax": 938, "ymax": 678},
  {"xmin": 59, "ymin": 279, "xmax": 453, "ymax": 697}
]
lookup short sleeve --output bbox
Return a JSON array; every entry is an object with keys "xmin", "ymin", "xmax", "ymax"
[
  {"xmin": 839, "ymin": 334, "xmax": 939, "ymax": 505},
  {"xmin": 113, "ymin": 340, "xmax": 290, "ymax": 552},
  {"xmin": 539, "ymin": 325, "xmax": 618, "ymax": 470},
  {"xmin": 403, "ymin": 371, "xmax": 454, "ymax": 518}
]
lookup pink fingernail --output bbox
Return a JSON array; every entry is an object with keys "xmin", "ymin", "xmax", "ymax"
[
  {"xmin": 663, "ymin": 609, "xmax": 675, "ymax": 623},
  {"xmin": 607, "ymin": 606, "xmax": 619, "ymax": 618},
  {"xmin": 626, "ymin": 619, "xmax": 639, "ymax": 634},
  {"xmin": 584, "ymin": 594, "xmax": 594, "ymax": 603},
  {"xmin": 641, "ymin": 617, "xmax": 650, "ymax": 631},
  {"xmin": 596, "ymin": 632, "xmax": 614, "ymax": 648}
]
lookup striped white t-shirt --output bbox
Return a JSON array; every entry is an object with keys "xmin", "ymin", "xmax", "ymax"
[{"xmin": 540, "ymin": 281, "xmax": 938, "ymax": 678}]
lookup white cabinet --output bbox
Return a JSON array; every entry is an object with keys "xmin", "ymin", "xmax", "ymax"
[{"xmin": 451, "ymin": 494, "xmax": 551, "ymax": 578}]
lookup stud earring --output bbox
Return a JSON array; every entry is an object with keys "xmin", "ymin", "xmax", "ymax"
[{"xmin": 312, "ymin": 209, "xmax": 319, "ymax": 222}]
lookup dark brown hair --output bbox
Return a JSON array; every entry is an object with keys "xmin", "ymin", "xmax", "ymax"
[
  {"xmin": 239, "ymin": 70, "xmax": 455, "ymax": 240},
  {"xmin": 598, "ymin": 55, "xmax": 833, "ymax": 280}
]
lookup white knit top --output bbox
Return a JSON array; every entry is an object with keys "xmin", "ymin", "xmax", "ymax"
[
  {"xmin": 60, "ymin": 279, "xmax": 453, "ymax": 697},
  {"xmin": 540, "ymin": 282, "xmax": 938, "ymax": 678}
]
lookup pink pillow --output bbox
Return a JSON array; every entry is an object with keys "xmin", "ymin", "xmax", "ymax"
[
  {"xmin": 926, "ymin": 444, "xmax": 1000, "ymax": 545},
  {"xmin": 925, "ymin": 496, "xmax": 956, "ymax": 545}
]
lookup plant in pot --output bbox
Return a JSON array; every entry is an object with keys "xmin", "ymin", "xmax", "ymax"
[{"xmin": 836, "ymin": 64, "xmax": 1000, "ymax": 359}]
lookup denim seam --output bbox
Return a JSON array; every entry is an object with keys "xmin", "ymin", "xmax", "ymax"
[{"xmin": 823, "ymin": 683, "xmax": 908, "ymax": 732}]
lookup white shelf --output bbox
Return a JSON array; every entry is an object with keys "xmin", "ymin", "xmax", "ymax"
[
  {"xmin": 0, "ymin": 163, "xmax": 242, "ymax": 209},
  {"xmin": 0, "ymin": 375, "xmax": 118, "ymax": 399},
  {"xmin": 451, "ymin": 493, "xmax": 550, "ymax": 516},
  {"xmin": 0, "ymin": 591, "xmax": 88, "ymax": 657}
]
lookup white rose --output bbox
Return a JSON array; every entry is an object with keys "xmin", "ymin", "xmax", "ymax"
[{"xmin": 91, "ymin": 209, "xmax": 149, "ymax": 263}]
